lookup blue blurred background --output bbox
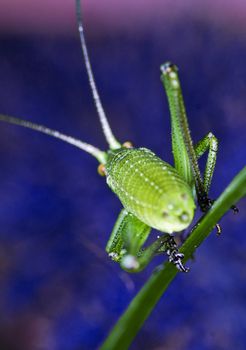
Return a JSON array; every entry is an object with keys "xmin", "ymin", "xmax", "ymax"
[{"xmin": 0, "ymin": 1, "xmax": 245, "ymax": 349}]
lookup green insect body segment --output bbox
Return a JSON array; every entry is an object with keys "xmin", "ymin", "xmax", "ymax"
[{"xmin": 105, "ymin": 147, "xmax": 195, "ymax": 234}]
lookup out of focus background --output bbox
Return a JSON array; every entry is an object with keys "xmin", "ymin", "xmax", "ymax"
[{"xmin": 0, "ymin": 0, "xmax": 245, "ymax": 349}]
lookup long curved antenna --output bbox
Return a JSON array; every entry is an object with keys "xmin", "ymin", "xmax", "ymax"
[
  {"xmin": 76, "ymin": 0, "xmax": 121, "ymax": 150},
  {"xmin": 0, "ymin": 114, "xmax": 107, "ymax": 164}
]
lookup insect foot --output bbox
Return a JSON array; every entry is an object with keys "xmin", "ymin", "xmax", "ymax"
[
  {"xmin": 217, "ymin": 205, "xmax": 239, "ymax": 234},
  {"xmin": 198, "ymin": 196, "xmax": 222, "ymax": 235},
  {"xmin": 108, "ymin": 252, "xmax": 120, "ymax": 262},
  {"xmin": 231, "ymin": 205, "xmax": 239, "ymax": 214},
  {"xmin": 199, "ymin": 194, "xmax": 239, "ymax": 235},
  {"xmin": 167, "ymin": 250, "xmax": 189, "ymax": 273},
  {"xmin": 165, "ymin": 237, "xmax": 189, "ymax": 273},
  {"xmin": 215, "ymin": 223, "xmax": 222, "ymax": 236}
]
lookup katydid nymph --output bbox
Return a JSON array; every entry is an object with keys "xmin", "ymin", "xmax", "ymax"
[{"xmin": 0, "ymin": 0, "xmax": 235, "ymax": 274}]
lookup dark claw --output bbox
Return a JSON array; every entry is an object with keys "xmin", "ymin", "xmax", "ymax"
[
  {"xmin": 199, "ymin": 194, "xmax": 239, "ymax": 237},
  {"xmin": 231, "ymin": 205, "xmax": 239, "ymax": 214},
  {"xmin": 175, "ymin": 252, "xmax": 184, "ymax": 259},
  {"xmin": 176, "ymin": 261, "xmax": 190, "ymax": 273},
  {"xmin": 216, "ymin": 223, "xmax": 222, "ymax": 236}
]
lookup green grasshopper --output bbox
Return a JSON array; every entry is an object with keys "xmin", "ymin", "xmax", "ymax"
[{"xmin": 0, "ymin": 0, "xmax": 234, "ymax": 273}]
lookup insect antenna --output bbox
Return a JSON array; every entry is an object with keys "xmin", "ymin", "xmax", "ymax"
[
  {"xmin": 0, "ymin": 114, "xmax": 107, "ymax": 164},
  {"xmin": 76, "ymin": 0, "xmax": 121, "ymax": 150}
]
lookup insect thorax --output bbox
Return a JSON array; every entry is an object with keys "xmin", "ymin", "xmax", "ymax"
[{"xmin": 105, "ymin": 148, "xmax": 195, "ymax": 233}]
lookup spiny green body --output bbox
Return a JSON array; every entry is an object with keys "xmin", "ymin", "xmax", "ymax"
[
  {"xmin": 105, "ymin": 147, "xmax": 195, "ymax": 234},
  {"xmin": 0, "ymin": 0, "xmax": 220, "ymax": 273}
]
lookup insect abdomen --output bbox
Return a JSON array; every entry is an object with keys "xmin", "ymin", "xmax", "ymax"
[{"xmin": 105, "ymin": 148, "xmax": 195, "ymax": 233}]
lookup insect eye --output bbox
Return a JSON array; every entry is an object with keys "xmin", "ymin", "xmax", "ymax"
[
  {"xmin": 122, "ymin": 141, "xmax": 133, "ymax": 149},
  {"xmin": 97, "ymin": 164, "xmax": 106, "ymax": 176}
]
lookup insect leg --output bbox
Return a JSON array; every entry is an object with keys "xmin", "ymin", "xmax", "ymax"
[
  {"xmin": 122, "ymin": 233, "xmax": 188, "ymax": 273},
  {"xmin": 106, "ymin": 209, "xmax": 129, "ymax": 262},
  {"xmin": 106, "ymin": 209, "xmax": 151, "ymax": 270},
  {"xmin": 156, "ymin": 236, "xmax": 189, "ymax": 272},
  {"xmin": 195, "ymin": 132, "xmax": 237, "ymax": 209},
  {"xmin": 106, "ymin": 210, "xmax": 189, "ymax": 272},
  {"xmin": 195, "ymin": 132, "xmax": 238, "ymax": 233},
  {"xmin": 195, "ymin": 132, "xmax": 218, "ymax": 198},
  {"xmin": 194, "ymin": 132, "xmax": 221, "ymax": 233},
  {"xmin": 160, "ymin": 62, "xmax": 204, "ymax": 195}
]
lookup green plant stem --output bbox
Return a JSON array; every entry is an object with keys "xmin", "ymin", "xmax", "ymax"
[{"xmin": 101, "ymin": 167, "xmax": 246, "ymax": 350}]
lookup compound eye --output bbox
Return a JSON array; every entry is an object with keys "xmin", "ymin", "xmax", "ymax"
[
  {"xmin": 122, "ymin": 141, "xmax": 133, "ymax": 149},
  {"xmin": 97, "ymin": 164, "xmax": 106, "ymax": 176}
]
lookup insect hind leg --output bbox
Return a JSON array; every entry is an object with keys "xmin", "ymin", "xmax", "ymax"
[
  {"xmin": 195, "ymin": 132, "xmax": 218, "ymax": 203},
  {"xmin": 194, "ymin": 133, "xmax": 222, "ymax": 234},
  {"xmin": 195, "ymin": 132, "xmax": 238, "ymax": 233}
]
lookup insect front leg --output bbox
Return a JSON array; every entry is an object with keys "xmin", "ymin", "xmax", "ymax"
[
  {"xmin": 106, "ymin": 209, "xmax": 152, "ymax": 271},
  {"xmin": 106, "ymin": 209, "xmax": 188, "ymax": 272},
  {"xmin": 106, "ymin": 209, "xmax": 165, "ymax": 272},
  {"xmin": 106, "ymin": 209, "xmax": 131, "ymax": 263}
]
